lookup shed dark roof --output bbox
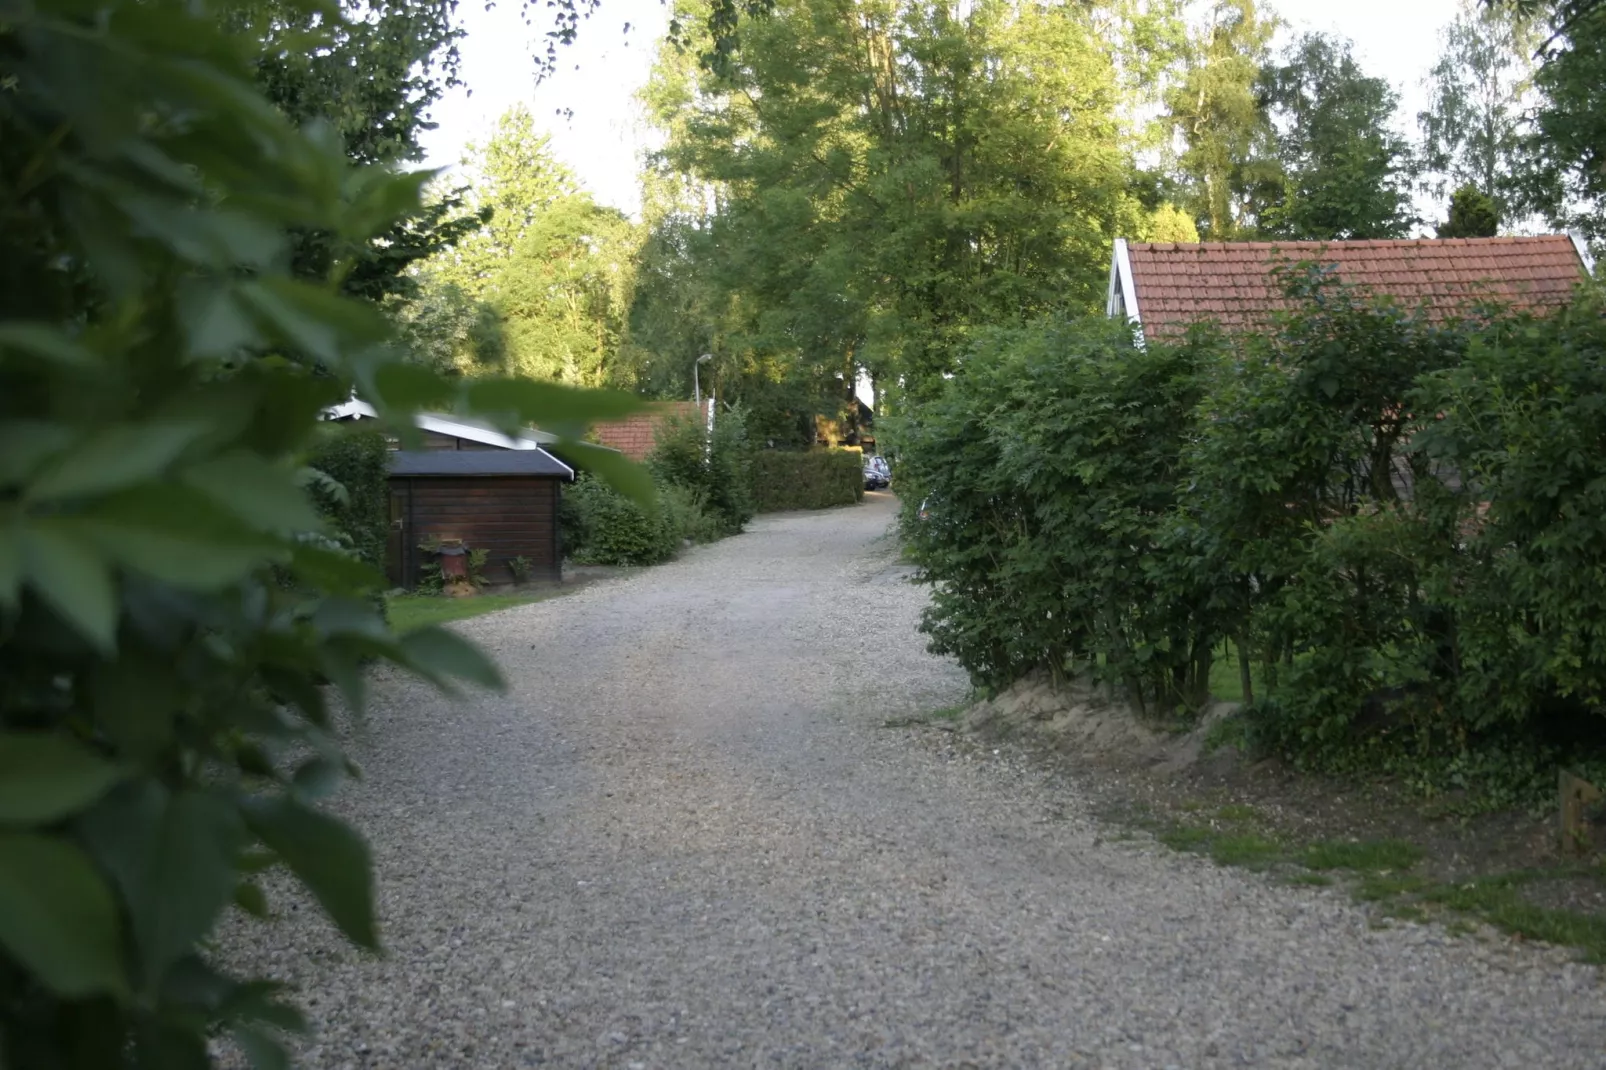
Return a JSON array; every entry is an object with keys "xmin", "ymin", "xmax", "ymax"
[
  {"xmin": 1119, "ymin": 236, "xmax": 1589, "ymax": 340},
  {"xmin": 388, "ymin": 449, "xmax": 572, "ymax": 479}
]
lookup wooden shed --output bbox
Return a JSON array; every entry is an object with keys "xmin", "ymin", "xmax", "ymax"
[{"xmin": 387, "ymin": 448, "xmax": 572, "ymax": 589}]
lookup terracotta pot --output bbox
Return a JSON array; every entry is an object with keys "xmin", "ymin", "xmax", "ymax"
[{"xmin": 438, "ymin": 548, "xmax": 468, "ymax": 580}]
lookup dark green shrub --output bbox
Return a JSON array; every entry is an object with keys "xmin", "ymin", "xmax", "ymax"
[
  {"xmin": 896, "ymin": 315, "xmax": 1213, "ymax": 708},
  {"xmin": 561, "ymin": 475, "xmax": 680, "ymax": 565},
  {"xmin": 750, "ymin": 449, "xmax": 865, "ymax": 511},
  {"xmin": 647, "ymin": 406, "xmax": 754, "ymax": 535},
  {"xmin": 306, "ymin": 427, "xmax": 390, "ymax": 568},
  {"xmin": 900, "ymin": 264, "xmax": 1606, "ymax": 789}
]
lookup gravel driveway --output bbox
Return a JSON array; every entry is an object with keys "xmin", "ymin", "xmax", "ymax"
[{"xmin": 245, "ymin": 493, "xmax": 1606, "ymax": 1068}]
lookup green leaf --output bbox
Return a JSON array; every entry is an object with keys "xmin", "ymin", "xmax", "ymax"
[
  {"xmin": 397, "ymin": 626, "xmax": 505, "ymax": 692},
  {"xmin": 79, "ymin": 484, "xmax": 288, "ymax": 589},
  {"xmin": 220, "ymin": 980, "xmax": 307, "ymax": 1033},
  {"xmin": 23, "ymin": 519, "xmax": 118, "ymax": 651},
  {"xmin": 78, "ymin": 783, "xmax": 246, "ymax": 987},
  {"xmin": 239, "ymin": 279, "xmax": 389, "ymax": 364},
  {"xmin": 183, "ymin": 452, "xmax": 323, "ymax": 532},
  {"xmin": 560, "ymin": 441, "xmax": 655, "ymax": 507},
  {"xmin": 0, "ymin": 833, "xmax": 127, "ymax": 998},
  {"xmin": 27, "ymin": 423, "xmax": 208, "ymax": 503},
  {"xmin": 231, "ymin": 1027, "xmax": 291, "ymax": 1070},
  {"xmin": 233, "ymin": 880, "xmax": 269, "ymax": 919},
  {"xmin": 464, "ymin": 378, "xmax": 644, "ymax": 427},
  {"xmin": 368, "ymin": 360, "xmax": 456, "ymax": 413},
  {"xmin": 0, "ymin": 323, "xmax": 100, "ymax": 366},
  {"xmin": 0, "ymin": 421, "xmax": 74, "ymax": 488},
  {"xmin": 0, "ymin": 510, "xmax": 19, "ymax": 608},
  {"xmin": 0, "ymin": 733, "xmax": 123, "ymax": 827},
  {"xmin": 287, "ymin": 542, "xmax": 384, "ymax": 592},
  {"xmin": 240, "ymin": 795, "xmax": 378, "ymax": 949},
  {"xmin": 177, "ymin": 280, "xmax": 261, "ymax": 359}
]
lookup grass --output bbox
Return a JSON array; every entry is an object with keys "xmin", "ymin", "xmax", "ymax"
[
  {"xmin": 1210, "ymin": 832, "xmax": 1283, "ymax": 868},
  {"xmin": 1419, "ymin": 870, "xmax": 1606, "ymax": 962},
  {"xmin": 386, "ymin": 590, "xmax": 560, "ymax": 633},
  {"xmin": 1144, "ymin": 811, "xmax": 1606, "ymax": 961},
  {"xmin": 1300, "ymin": 839, "xmax": 1425, "ymax": 873}
]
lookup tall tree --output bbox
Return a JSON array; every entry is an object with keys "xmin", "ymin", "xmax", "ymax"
[
  {"xmin": 1528, "ymin": 6, "xmax": 1606, "ymax": 243},
  {"xmin": 639, "ymin": 0, "xmax": 1141, "ymax": 419},
  {"xmin": 1418, "ymin": 1, "xmax": 1541, "ymax": 229},
  {"xmin": 244, "ymin": 0, "xmax": 481, "ymax": 303},
  {"xmin": 1259, "ymin": 33, "xmax": 1416, "ymax": 240},
  {"xmin": 428, "ymin": 105, "xmax": 584, "ymax": 300},
  {"xmin": 412, "ymin": 106, "xmax": 638, "ymax": 385},
  {"xmin": 1163, "ymin": 0, "xmax": 1281, "ymax": 239}
]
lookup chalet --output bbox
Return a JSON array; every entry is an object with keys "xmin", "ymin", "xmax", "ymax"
[{"xmin": 1106, "ymin": 235, "xmax": 1593, "ymax": 342}]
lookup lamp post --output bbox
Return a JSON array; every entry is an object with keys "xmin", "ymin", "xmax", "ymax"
[{"xmin": 694, "ymin": 353, "xmax": 713, "ymax": 405}]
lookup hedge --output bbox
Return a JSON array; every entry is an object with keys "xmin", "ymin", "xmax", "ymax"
[
  {"xmin": 897, "ymin": 274, "xmax": 1606, "ymax": 794},
  {"xmin": 306, "ymin": 426, "xmax": 391, "ymax": 569},
  {"xmin": 559, "ymin": 474, "xmax": 681, "ymax": 566},
  {"xmin": 750, "ymin": 449, "xmax": 865, "ymax": 512}
]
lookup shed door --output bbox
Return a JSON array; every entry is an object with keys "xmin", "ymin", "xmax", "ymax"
[{"xmin": 386, "ymin": 488, "xmax": 406, "ymax": 588}]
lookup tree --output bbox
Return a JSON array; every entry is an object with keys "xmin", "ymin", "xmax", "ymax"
[
  {"xmin": 498, "ymin": 195, "xmax": 639, "ymax": 385},
  {"xmin": 245, "ymin": 0, "xmax": 485, "ymax": 304},
  {"xmin": 640, "ymin": 0, "xmax": 1141, "ymax": 420},
  {"xmin": 428, "ymin": 106, "xmax": 584, "ymax": 300},
  {"xmin": 1163, "ymin": 0, "xmax": 1282, "ymax": 239},
  {"xmin": 1528, "ymin": 6, "xmax": 1606, "ymax": 242},
  {"xmin": 1259, "ymin": 33, "xmax": 1416, "ymax": 240},
  {"xmin": 1419, "ymin": 1, "xmax": 1541, "ymax": 226},
  {"xmin": 1438, "ymin": 183, "xmax": 1502, "ymax": 236}
]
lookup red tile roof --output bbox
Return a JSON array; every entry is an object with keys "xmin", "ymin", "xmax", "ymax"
[
  {"xmin": 1122, "ymin": 236, "xmax": 1589, "ymax": 340},
  {"xmin": 590, "ymin": 401, "xmax": 708, "ymax": 462}
]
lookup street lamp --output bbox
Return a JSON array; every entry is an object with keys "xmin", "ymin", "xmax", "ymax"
[{"xmin": 694, "ymin": 353, "xmax": 713, "ymax": 405}]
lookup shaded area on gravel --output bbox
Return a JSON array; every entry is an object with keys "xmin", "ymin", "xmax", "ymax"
[{"xmin": 229, "ymin": 492, "xmax": 1606, "ymax": 1069}]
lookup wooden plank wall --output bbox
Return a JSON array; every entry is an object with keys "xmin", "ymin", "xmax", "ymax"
[{"xmin": 393, "ymin": 476, "xmax": 560, "ymax": 587}]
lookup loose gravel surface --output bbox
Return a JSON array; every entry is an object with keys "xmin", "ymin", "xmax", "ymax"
[{"xmin": 240, "ymin": 493, "xmax": 1606, "ymax": 1068}]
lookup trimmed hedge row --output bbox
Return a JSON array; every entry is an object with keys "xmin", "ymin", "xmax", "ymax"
[
  {"xmin": 750, "ymin": 449, "xmax": 865, "ymax": 512},
  {"xmin": 897, "ymin": 275, "xmax": 1606, "ymax": 793}
]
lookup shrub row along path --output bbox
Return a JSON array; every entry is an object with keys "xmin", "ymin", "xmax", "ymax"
[{"xmin": 244, "ymin": 494, "xmax": 1606, "ymax": 1068}]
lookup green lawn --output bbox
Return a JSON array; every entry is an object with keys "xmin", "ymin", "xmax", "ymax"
[{"xmin": 387, "ymin": 591, "xmax": 559, "ymax": 633}]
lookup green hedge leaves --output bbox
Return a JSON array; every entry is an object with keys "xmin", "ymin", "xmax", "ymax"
[
  {"xmin": 900, "ymin": 276, "xmax": 1606, "ymax": 775},
  {"xmin": 750, "ymin": 450, "xmax": 865, "ymax": 512},
  {"xmin": 0, "ymin": 0, "xmax": 643, "ymax": 1063}
]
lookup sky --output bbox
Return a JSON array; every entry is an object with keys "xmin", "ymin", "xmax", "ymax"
[{"xmin": 417, "ymin": 0, "xmax": 1469, "ymax": 219}]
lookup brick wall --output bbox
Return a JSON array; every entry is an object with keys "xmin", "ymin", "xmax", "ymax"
[{"xmin": 591, "ymin": 401, "xmax": 709, "ymax": 461}]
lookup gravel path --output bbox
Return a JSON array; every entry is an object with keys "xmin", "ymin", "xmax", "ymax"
[{"xmin": 245, "ymin": 494, "xmax": 1606, "ymax": 1068}]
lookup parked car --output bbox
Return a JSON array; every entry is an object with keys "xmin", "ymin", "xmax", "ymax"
[{"xmin": 863, "ymin": 454, "xmax": 891, "ymax": 490}]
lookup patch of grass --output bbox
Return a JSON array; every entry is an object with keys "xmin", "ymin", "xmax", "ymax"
[
  {"xmin": 1210, "ymin": 833, "xmax": 1283, "ymax": 868},
  {"xmin": 1207, "ymin": 650, "xmax": 1246, "ymax": 703},
  {"xmin": 1301, "ymin": 839, "xmax": 1424, "ymax": 873},
  {"xmin": 1215, "ymin": 803, "xmax": 1259, "ymax": 823},
  {"xmin": 930, "ymin": 705, "xmax": 965, "ymax": 722},
  {"xmin": 1286, "ymin": 873, "xmax": 1334, "ymax": 887},
  {"xmin": 1354, "ymin": 873, "xmax": 1428, "ymax": 902},
  {"xmin": 1158, "ymin": 824, "xmax": 1212, "ymax": 850},
  {"xmin": 1420, "ymin": 872, "xmax": 1606, "ymax": 962},
  {"xmin": 386, "ymin": 591, "xmax": 557, "ymax": 633}
]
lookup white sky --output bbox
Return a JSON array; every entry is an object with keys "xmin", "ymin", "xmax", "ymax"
[{"xmin": 418, "ymin": 0, "xmax": 1467, "ymax": 218}]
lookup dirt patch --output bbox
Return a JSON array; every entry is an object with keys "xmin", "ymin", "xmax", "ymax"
[{"xmin": 947, "ymin": 671, "xmax": 1606, "ymax": 953}]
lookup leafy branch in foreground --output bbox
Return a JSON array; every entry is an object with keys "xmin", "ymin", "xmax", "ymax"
[{"xmin": 0, "ymin": 0, "xmax": 644, "ymax": 1065}]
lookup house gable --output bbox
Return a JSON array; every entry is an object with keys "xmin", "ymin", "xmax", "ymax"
[{"xmin": 1106, "ymin": 235, "xmax": 1590, "ymax": 343}]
